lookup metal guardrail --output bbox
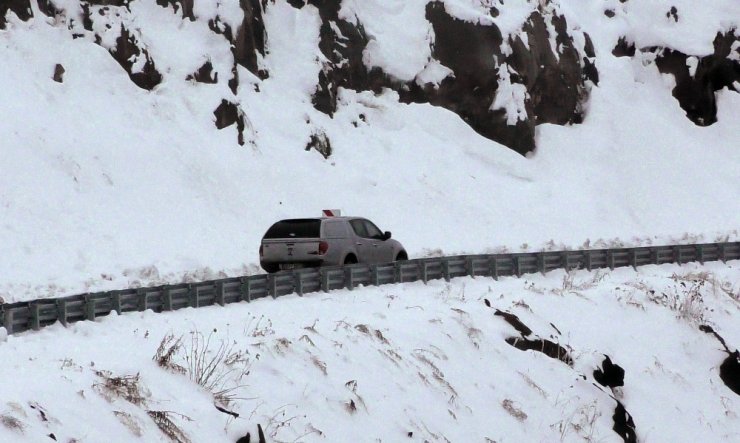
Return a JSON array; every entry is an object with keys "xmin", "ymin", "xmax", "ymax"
[{"xmin": 1, "ymin": 242, "xmax": 738, "ymax": 335}]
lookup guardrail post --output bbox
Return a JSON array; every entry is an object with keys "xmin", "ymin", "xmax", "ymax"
[
  {"xmin": 393, "ymin": 262, "xmax": 403, "ymax": 283},
  {"xmin": 320, "ymin": 270, "xmax": 330, "ymax": 292},
  {"xmin": 697, "ymin": 245, "xmax": 705, "ymax": 264},
  {"xmin": 3, "ymin": 309, "xmax": 13, "ymax": 334},
  {"xmin": 650, "ymin": 248, "xmax": 659, "ymax": 265},
  {"xmin": 112, "ymin": 292, "xmax": 122, "ymax": 314},
  {"xmin": 162, "ymin": 289, "xmax": 173, "ymax": 310},
  {"xmin": 465, "ymin": 257, "xmax": 475, "ymax": 277},
  {"xmin": 187, "ymin": 285, "xmax": 199, "ymax": 308},
  {"xmin": 442, "ymin": 260, "xmax": 450, "ymax": 282},
  {"xmin": 488, "ymin": 257, "xmax": 498, "ymax": 280},
  {"xmin": 561, "ymin": 252, "xmax": 570, "ymax": 271},
  {"xmin": 585, "ymin": 251, "xmax": 592, "ymax": 271},
  {"xmin": 419, "ymin": 262, "xmax": 429, "ymax": 284},
  {"xmin": 370, "ymin": 265, "xmax": 380, "ymax": 286},
  {"xmin": 31, "ymin": 304, "xmax": 41, "ymax": 331},
  {"xmin": 268, "ymin": 276, "xmax": 278, "ymax": 299},
  {"xmin": 630, "ymin": 250, "xmax": 638, "ymax": 270},
  {"xmin": 215, "ymin": 282, "xmax": 225, "ymax": 306},
  {"xmin": 719, "ymin": 243, "xmax": 727, "ymax": 263},
  {"xmin": 138, "ymin": 290, "xmax": 148, "ymax": 312},
  {"xmin": 56, "ymin": 300, "xmax": 68, "ymax": 327},
  {"xmin": 514, "ymin": 257, "xmax": 522, "ymax": 277},
  {"xmin": 607, "ymin": 251, "xmax": 615, "ymax": 270},
  {"xmin": 673, "ymin": 246, "xmax": 682, "ymax": 264},
  {"xmin": 537, "ymin": 253, "xmax": 546, "ymax": 275},
  {"xmin": 293, "ymin": 273, "xmax": 304, "ymax": 296},
  {"xmin": 85, "ymin": 295, "xmax": 96, "ymax": 321},
  {"xmin": 344, "ymin": 267, "xmax": 354, "ymax": 290},
  {"xmin": 239, "ymin": 277, "xmax": 252, "ymax": 302}
]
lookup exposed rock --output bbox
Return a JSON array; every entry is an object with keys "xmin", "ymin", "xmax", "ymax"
[
  {"xmin": 155, "ymin": 0, "xmax": 194, "ymax": 21},
  {"xmin": 232, "ymin": 0, "xmax": 267, "ymax": 78},
  {"xmin": 305, "ymin": 131, "xmax": 332, "ymax": 159},
  {"xmin": 505, "ymin": 336, "xmax": 574, "ymax": 366},
  {"xmin": 612, "ymin": 400, "xmax": 637, "ymax": 443},
  {"xmin": 0, "ymin": 0, "xmax": 33, "ymax": 29},
  {"xmin": 667, "ymin": 6, "xmax": 678, "ymax": 22},
  {"xmin": 653, "ymin": 30, "xmax": 740, "ymax": 126},
  {"xmin": 612, "ymin": 37, "xmax": 636, "ymax": 58},
  {"xmin": 187, "ymin": 61, "xmax": 218, "ymax": 84},
  {"xmin": 593, "ymin": 355, "xmax": 625, "ymax": 388},
  {"xmin": 604, "ymin": 9, "xmax": 616, "ymax": 18},
  {"xmin": 213, "ymin": 100, "xmax": 247, "ymax": 146},
  {"xmin": 494, "ymin": 309, "xmax": 532, "ymax": 336},
  {"xmin": 700, "ymin": 324, "xmax": 740, "ymax": 396},
  {"xmin": 719, "ymin": 350, "xmax": 740, "ymax": 396},
  {"xmin": 53, "ymin": 64, "xmax": 66, "ymax": 83},
  {"xmin": 109, "ymin": 26, "xmax": 162, "ymax": 90}
]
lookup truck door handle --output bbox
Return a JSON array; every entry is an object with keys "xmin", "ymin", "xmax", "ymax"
[{"xmin": 356, "ymin": 242, "xmax": 363, "ymax": 246}]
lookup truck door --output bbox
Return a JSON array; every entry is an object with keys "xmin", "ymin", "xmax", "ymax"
[{"xmin": 349, "ymin": 219, "xmax": 378, "ymax": 263}]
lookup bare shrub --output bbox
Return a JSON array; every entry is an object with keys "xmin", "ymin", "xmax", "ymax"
[
  {"xmin": 553, "ymin": 270, "xmax": 607, "ymax": 296},
  {"xmin": 502, "ymin": 399, "xmax": 527, "ymax": 421},
  {"xmin": 153, "ymin": 334, "xmax": 186, "ymax": 374},
  {"xmin": 182, "ymin": 329, "xmax": 251, "ymax": 406},
  {"xmin": 147, "ymin": 410, "xmax": 192, "ymax": 443},
  {"xmin": 94, "ymin": 371, "xmax": 148, "ymax": 406},
  {"xmin": 113, "ymin": 411, "xmax": 143, "ymax": 437},
  {"xmin": 1, "ymin": 415, "xmax": 24, "ymax": 433}
]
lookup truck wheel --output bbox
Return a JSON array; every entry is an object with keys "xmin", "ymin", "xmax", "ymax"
[
  {"xmin": 261, "ymin": 263, "xmax": 279, "ymax": 273},
  {"xmin": 395, "ymin": 251, "xmax": 408, "ymax": 261},
  {"xmin": 344, "ymin": 254, "xmax": 358, "ymax": 265}
]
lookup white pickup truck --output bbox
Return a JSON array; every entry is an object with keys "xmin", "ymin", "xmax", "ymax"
[{"xmin": 259, "ymin": 215, "xmax": 407, "ymax": 273}]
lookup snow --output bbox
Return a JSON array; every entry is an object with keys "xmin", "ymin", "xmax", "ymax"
[
  {"xmin": 0, "ymin": 261, "xmax": 738, "ymax": 441},
  {"xmin": 1, "ymin": 0, "xmax": 739, "ymax": 440}
]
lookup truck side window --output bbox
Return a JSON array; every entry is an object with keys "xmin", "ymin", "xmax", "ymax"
[
  {"xmin": 364, "ymin": 220, "xmax": 383, "ymax": 239},
  {"xmin": 349, "ymin": 219, "xmax": 368, "ymax": 238},
  {"xmin": 323, "ymin": 221, "xmax": 347, "ymax": 239}
]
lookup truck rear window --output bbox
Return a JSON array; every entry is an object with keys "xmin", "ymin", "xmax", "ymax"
[{"xmin": 263, "ymin": 219, "xmax": 321, "ymax": 239}]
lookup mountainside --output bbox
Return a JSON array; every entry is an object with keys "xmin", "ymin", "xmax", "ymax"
[{"xmin": 0, "ymin": 0, "xmax": 738, "ymax": 302}]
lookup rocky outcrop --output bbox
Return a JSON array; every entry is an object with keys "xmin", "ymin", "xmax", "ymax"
[
  {"xmin": 109, "ymin": 27, "xmax": 163, "ymax": 91},
  {"xmin": 214, "ymin": 100, "xmax": 248, "ymax": 146},
  {"xmin": 653, "ymin": 30, "xmax": 740, "ymax": 126},
  {"xmin": 0, "ymin": 0, "xmax": 33, "ymax": 29},
  {"xmin": 295, "ymin": 0, "xmax": 596, "ymax": 155},
  {"xmin": 616, "ymin": 30, "xmax": 740, "ymax": 127}
]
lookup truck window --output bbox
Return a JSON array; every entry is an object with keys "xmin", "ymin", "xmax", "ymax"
[
  {"xmin": 263, "ymin": 219, "xmax": 321, "ymax": 239},
  {"xmin": 349, "ymin": 219, "xmax": 368, "ymax": 238},
  {"xmin": 323, "ymin": 221, "xmax": 348, "ymax": 239},
  {"xmin": 364, "ymin": 220, "xmax": 384, "ymax": 239}
]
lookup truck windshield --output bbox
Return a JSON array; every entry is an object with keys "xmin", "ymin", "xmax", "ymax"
[{"xmin": 263, "ymin": 219, "xmax": 321, "ymax": 239}]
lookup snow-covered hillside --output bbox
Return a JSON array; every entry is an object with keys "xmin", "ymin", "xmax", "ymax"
[
  {"xmin": 1, "ymin": 1, "xmax": 739, "ymax": 442},
  {"xmin": 0, "ymin": 0, "xmax": 738, "ymax": 301},
  {"xmin": 1, "ymin": 261, "xmax": 738, "ymax": 442}
]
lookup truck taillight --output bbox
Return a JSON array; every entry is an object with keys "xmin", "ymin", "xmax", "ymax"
[
  {"xmin": 318, "ymin": 241, "xmax": 329, "ymax": 255},
  {"xmin": 259, "ymin": 244, "xmax": 264, "ymax": 257}
]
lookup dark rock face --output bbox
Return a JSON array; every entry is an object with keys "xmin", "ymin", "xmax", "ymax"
[
  {"xmin": 297, "ymin": 0, "xmax": 595, "ymax": 155},
  {"xmin": 0, "ymin": 0, "xmax": 33, "ymax": 29},
  {"xmin": 594, "ymin": 355, "xmax": 625, "ymax": 388},
  {"xmin": 155, "ymin": 0, "xmax": 194, "ymax": 21},
  {"xmin": 305, "ymin": 131, "xmax": 332, "ymax": 159},
  {"xmin": 187, "ymin": 61, "xmax": 218, "ymax": 84},
  {"xmin": 700, "ymin": 324, "xmax": 740, "ymax": 396},
  {"xmin": 109, "ymin": 27, "xmax": 163, "ymax": 90},
  {"xmin": 613, "ymin": 401, "xmax": 637, "ymax": 443},
  {"xmin": 494, "ymin": 309, "xmax": 533, "ymax": 336},
  {"xmin": 214, "ymin": 100, "xmax": 247, "ymax": 146},
  {"xmin": 53, "ymin": 64, "xmax": 66, "ymax": 83},
  {"xmin": 505, "ymin": 336, "xmax": 574, "ymax": 366},
  {"xmin": 233, "ymin": 0, "xmax": 267, "ymax": 78},
  {"xmin": 653, "ymin": 30, "xmax": 740, "ymax": 126}
]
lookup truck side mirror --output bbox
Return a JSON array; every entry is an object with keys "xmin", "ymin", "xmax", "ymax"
[{"xmin": 383, "ymin": 231, "xmax": 392, "ymax": 240}]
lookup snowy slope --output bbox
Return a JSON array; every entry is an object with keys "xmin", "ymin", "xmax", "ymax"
[
  {"xmin": 1, "ymin": 1, "xmax": 739, "ymax": 441},
  {"xmin": 1, "ymin": 0, "xmax": 738, "ymax": 302},
  {"xmin": 0, "ymin": 261, "xmax": 738, "ymax": 442}
]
